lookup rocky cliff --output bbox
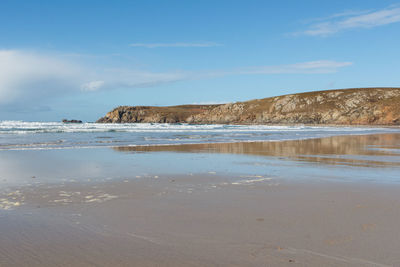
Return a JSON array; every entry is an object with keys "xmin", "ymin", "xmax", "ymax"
[{"xmin": 97, "ymin": 88, "xmax": 400, "ymax": 125}]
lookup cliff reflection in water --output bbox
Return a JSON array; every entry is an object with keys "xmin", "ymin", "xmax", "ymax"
[{"xmin": 114, "ymin": 133, "xmax": 400, "ymax": 168}]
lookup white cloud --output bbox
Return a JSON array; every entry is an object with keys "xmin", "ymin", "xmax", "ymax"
[
  {"xmin": 0, "ymin": 50, "xmax": 352, "ymax": 107},
  {"xmin": 100, "ymin": 68, "xmax": 186, "ymax": 88},
  {"xmin": 81, "ymin": 80, "xmax": 105, "ymax": 91},
  {"xmin": 129, "ymin": 42, "xmax": 222, "ymax": 48},
  {"xmin": 197, "ymin": 60, "xmax": 352, "ymax": 78},
  {"xmin": 302, "ymin": 10, "xmax": 372, "ymax": 24},
  {"xmin": 0, "ymin": 50, "xmax": 185, "ymax": 105},
  {"xmin": 0, "ymin": 50, "xmax": 83, "ymax": 104},
  {"xmin": 295, "ymin": 5, "xmax": 400, "ymax": 36},
  {"xmin": 233, "ymin": 60, "xmax": 353, "ymax": 75}
]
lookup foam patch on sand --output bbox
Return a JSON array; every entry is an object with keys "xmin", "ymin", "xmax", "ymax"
[
  {"xmin": 50, "ymin": 191, "xmax": 118, "ymax": 205},
  {"xmin": 0, "ymin": 190, "xmax": 24, "ymax": 210},
  {"xmin": 84, "ymin": 193, "xmax": 118, "ymax": 203},
  {"xmin": 0, "ymin": 187, "xmax": 120, "ymax": 210},
  {"xmin": 231, "ymin": 176, "xmax": 274, "ymax": 185}
]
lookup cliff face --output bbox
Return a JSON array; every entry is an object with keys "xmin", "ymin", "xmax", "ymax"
[
  {"xmin": 97, "ymin": 88, "xmax": 400, "ymax": 125},
  {"xmin": 96, "ymin": 105, "xmax": 220, "ymax": 123}
]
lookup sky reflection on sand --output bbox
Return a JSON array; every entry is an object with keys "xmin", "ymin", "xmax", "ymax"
[{"xmin": 0, "ymin": 134, "xmax": 399, "ymax": 190}]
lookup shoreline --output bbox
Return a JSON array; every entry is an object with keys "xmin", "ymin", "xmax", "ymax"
[{"xmin": 1, "ymin": 126, "xmax": 400, "ymax": 152}]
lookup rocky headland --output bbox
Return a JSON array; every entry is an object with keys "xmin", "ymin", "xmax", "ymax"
[{"xmin": 97, "ymin": 87, "xmax": 400, "ymax": 125}]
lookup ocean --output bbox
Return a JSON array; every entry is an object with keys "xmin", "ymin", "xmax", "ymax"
[{"xmin": 1, "ymin": 121, "xmax": 399, "ymax": 151}]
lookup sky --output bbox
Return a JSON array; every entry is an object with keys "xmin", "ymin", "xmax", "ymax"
[{"xmin": 1, "ymin": 0, "xmax": 400, "ymax": 121}]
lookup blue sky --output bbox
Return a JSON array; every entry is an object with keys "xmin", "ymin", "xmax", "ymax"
[{"xmin": 1, "ymin": 0, "xmax": 400, "ymax": 121}]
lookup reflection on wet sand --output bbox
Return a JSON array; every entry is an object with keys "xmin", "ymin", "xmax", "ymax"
[
  {"xmin": 114, "ymin": 133, "xmax": 400, "ymax": 167},
  {"xmin": 2, "ymin": 134, "xmax": 400, "ymax": 266}
]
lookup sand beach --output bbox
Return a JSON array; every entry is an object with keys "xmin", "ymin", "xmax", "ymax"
[{"xmin": 1, "ymin": 133, "xmax": 400, "ymax": 266}]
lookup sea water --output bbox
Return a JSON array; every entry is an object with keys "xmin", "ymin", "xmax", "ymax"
[{"xmin": 1, "ymin": 121, "xmax": 399, "ymax": 151}]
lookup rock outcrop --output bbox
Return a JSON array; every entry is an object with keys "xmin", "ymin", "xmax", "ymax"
[
  {"xmin": 97, "ymin": 88, "xmax": 400, "ymax": 125},
  {"xmin": 62, "ymin": 119, "xmax": 83, "ymax": 123},
  {"xmin": 96, "ymin": 105, "xmax": 219, "ymax": 123}
]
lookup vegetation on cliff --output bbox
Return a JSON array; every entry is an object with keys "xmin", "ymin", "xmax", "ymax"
[{"xmin": 97, "ymin": 88, "xmax": 400, "ymax": 125}]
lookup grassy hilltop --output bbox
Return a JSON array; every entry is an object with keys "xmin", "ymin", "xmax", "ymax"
[{"xmin": 97, "ymin": 88, "xmax": 400, "ymax": 125}]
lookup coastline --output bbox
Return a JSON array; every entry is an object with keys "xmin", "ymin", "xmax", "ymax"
[
  {"xmin": 4, "ymin": 0, "xmax": 400, "ymax": 265},
  {"xmin": 1, "ymin": 121, "xmax": 399, "ymax": 152},
  {"xmin": 97, "ymin": 88, "xmax": 400, "ymax": 125}
]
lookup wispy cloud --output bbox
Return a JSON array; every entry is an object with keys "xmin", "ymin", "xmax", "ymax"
[
  {"xmin": 0, "ymin": 50, "xmax": 352, "ymax": 108},
  {"xmin": 295, "ymin": 5, "xmax": 400, "ymax": 36},
  {"xmin": 232, "ymin": 60, "xmax": 352, "ymax": 75},
  {"xmin": 302, "ymin": 10, "xmax": 372, "ymax": 24},
  {"xmin": 196, "ymin": 60, "xmax": 352, "ymax": 78},
  {"xmin": 129, "ymin": 42, "xmax": 222, "ymax": 48}
]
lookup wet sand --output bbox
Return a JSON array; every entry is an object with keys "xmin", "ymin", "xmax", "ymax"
[{"xmin": 1, "ymin": 134, "xmax": 400, "ymax": 266}]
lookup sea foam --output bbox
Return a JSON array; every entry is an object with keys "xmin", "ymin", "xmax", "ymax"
[{"xmin": 0, "ymin": 121, "xmax": 398, "ymax": 151}]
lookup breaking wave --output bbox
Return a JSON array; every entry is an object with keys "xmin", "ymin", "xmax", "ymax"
[{"xmin": 0, "ymin": 121, "xmax": 398, "ymax": 150}]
